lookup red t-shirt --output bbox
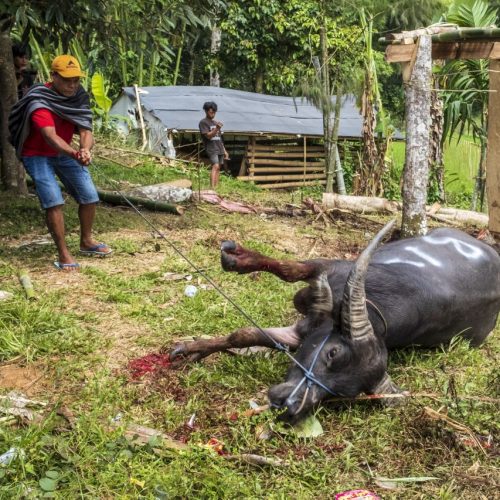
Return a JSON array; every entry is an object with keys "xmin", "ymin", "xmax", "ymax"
[{"xmin": 21, "ymin": 84, "xmax": 76, "ymax": 157}]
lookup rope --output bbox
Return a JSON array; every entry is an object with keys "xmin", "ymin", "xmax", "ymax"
[{"xmin": 90, "ymin": 162, "xmax": 340, "ymax": 399}]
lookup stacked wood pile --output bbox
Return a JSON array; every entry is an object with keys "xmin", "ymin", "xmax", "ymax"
[{"xmin": 237, "ymin": 138, "xmax": 326, "ymax": 189}]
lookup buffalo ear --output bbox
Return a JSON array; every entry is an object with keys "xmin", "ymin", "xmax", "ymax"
[
  {"xmin": 366, "ymin": 372, "xmax": 408, "ymax": 407},
  {"xmin": 308, "ymin": 271, "xmax": 333, "ymax": 325}
]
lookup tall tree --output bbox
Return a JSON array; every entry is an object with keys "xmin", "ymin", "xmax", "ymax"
[{"xmin": 0, "ymin": 14, "xmax": 25, "ymax": 193}]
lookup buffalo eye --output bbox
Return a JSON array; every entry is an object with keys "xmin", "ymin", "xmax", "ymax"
[{"xmin": 327, "ymin": 348, "xmax": 338, "ymax": 360}]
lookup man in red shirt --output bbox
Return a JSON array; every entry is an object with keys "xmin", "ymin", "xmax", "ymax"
[{"xmin": 9, "ymin": 55, "xmax": 112, "ymax": 271}]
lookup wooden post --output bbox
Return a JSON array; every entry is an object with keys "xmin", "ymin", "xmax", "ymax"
[
  {"xmin": 401, "ymin": 35, "xmax": 432, "ymax": 237},
  {"xmin": 303, "ymin": 136, "xmax": 307, "ymax": 186},
  {"xmin": 249, "ymin": 137, "xmax": 256, "ymax": 182},
  {"xmin": 134, "ymin": 84, "xmax": 148, "ymax": 150},
  {"xmin": 486, "ymin": 59, "xmax": 500, "ymax": 240}
]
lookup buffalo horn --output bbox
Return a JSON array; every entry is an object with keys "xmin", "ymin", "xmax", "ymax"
[{"xmin": 341, "ymin": 220, "xmax": 396, "ymax": 340}]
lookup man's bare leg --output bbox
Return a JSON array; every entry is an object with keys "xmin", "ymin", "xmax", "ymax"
[
  {"xmin": 169, "ymin": 324, "xmax": 302, "ymax": 364},
  {"xmin": 79, "ymin": 203, "xmax": 97, "ymax": 249},
  {"xmin": 46, "ymin": 205, "xmax": 77, "ymax": 269},
  {"xmin": 210, "ymin": 163, "xmax": 220, "ymax": 188}
]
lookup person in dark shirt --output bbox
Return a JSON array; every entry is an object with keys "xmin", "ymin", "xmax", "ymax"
[
  {"xmin": 198, "ymin": 101, "xmax": 229, "ymax": 188},
  {"xmin": 12, "ymin": 44, "xmax": 35, "ymax": 99}
]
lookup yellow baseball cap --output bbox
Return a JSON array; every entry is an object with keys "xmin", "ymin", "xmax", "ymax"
[{"xmin": 51, "ymin": 55, "xmax": 85, "ymax": 78}]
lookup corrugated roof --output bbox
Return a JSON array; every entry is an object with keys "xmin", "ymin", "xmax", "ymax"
[{"xmin": 121, "ymin": 85, "xmax": 365, "ymax": 138}]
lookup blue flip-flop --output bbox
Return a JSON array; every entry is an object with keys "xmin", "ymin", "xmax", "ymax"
[
  {"xmin": 54, "ymin": 261, "xmax": 81, "ymax": 271},
  {"xmin": 79, "ymin": 243, "xmax": 113, "ymax": 257}
]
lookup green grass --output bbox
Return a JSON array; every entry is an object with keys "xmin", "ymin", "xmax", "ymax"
[
  {"xmin": 0, "ymin": 152, "xmax": 498, "ymax": 498},
  {"xmin": 389, "ymin": 138, "xmax": 480, "ymax": 205}
]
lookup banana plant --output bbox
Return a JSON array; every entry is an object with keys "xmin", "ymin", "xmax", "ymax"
[{"xmin": 91, "ymin": 72, "xmax": 113, "ymax": 131}]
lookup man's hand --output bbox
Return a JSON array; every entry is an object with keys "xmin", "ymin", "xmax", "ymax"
[
  {"xmin": 79, "ymin": 148, "xmax": 92, "ymax": 165},
  {"xmin": 214, "ymin": 120, "xmax": 223, "ymax": 129},
  {"xmin": 73, "ymin": 148, "xmax": 92, "ymax": 166}
]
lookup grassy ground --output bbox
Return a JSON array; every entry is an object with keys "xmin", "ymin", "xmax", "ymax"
[
  {"xmin": 0, "ymin": 152, "xmax": 498, "ymax": 498},
  {"xmin": 389, "ymin": 138, "xmax": 481, "ymax": 206}
]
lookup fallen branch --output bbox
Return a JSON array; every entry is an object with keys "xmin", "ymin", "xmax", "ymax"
[
  {"xmin": 97, "ymin": 189, "xmax": 184, "ymax": 215},
  {"xmin": 321, "ymin": 193, "xmax": 488, "ymax": 227}
]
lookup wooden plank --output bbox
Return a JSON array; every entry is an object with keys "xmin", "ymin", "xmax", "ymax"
[
  {"xmin": 389, "ymin": 41, "xmax": 500, "ymax": 63},
  {"xmin": 252, "ymin": 151, "xmax": 325, "ymax": 158},
  {"xmin": 258, "ymin": 180, "xmax": 327, "ymax": 189},
  {"xmin": 385, "ymin": 44, "xmax": 415, "ymax": 63},
  {"xmin": 487, "ymin": 59, "xmax": 500, "ymax": 237},
  {"xmin": 459, "ymin": 41, "xmax": 494, "ymax": 59},
  {"xmin": 250, "ymin": 166, "xmax": 325, "ymax": 173},
  {"xmin": 253, "ymin": 159, "xmax": 324, "ymax": 167},
  {"xmin": 238, "ymin": 173, "xmax": 326, "ymax": 182},
  {"xmin": 238, "ymin": 138, "xmax": 249, "ymax": 176},
  {"xmin": 249, "ymin": 137, "xmax": 256, "ymax": 179},
  {"xmin": 250, "ymin": 145, "xmax": 324, "ymax": 152},
  {"xmin": 432, "ymin": 42, "xmax": 459, "ymax": 60},
  {"xmin": 490, "ymin": 42, "xmax": 500, "ymax": 59}
]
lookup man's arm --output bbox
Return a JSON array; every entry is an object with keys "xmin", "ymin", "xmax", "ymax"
[
  {"xmin": 78, "ymin": 128, "xmax": 94, "ymax": 164},
  {"xmin": 40, "ymin": 126, "xmax": 80, "ymax": 159}
]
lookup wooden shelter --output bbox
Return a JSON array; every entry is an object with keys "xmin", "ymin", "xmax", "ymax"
[
  {"xmin": 110, "ymin": 86, "xmax": 372, "ymax": 189},
  {"xmin": 380, "ymin": 26, "xmax": 500, "ymax": 239}
]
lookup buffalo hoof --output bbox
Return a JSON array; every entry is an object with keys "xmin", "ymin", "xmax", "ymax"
[
  {"xmin": 221, "ymin": 240, "xmax": 238, "ymax": 271},
  {"xmin": 167, "ymin": 343, "xmax": 204, "ymax": 366}
]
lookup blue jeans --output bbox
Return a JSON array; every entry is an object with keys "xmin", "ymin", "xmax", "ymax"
[{"xmin": 22, "ymin": 155, "xmax": 99, "ymax": 209}]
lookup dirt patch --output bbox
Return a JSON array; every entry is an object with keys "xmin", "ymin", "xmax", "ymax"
[{"xmin": 0, "ymin": 362, "xmax": 46, "ymax": 395}]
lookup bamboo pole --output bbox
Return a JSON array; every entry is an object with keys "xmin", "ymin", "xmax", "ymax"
[
  {"xmin": 252, "ymin": 151, "xmax": 325, "ymax": 158},
  {"xmin": 18, "ymin": 270, "xmax": 36, "ymax": 300},
  {"xmin": 249, "ymin": 166, "xmax": 325, "ymax": 173},
  {"xmin": 250, "ymin": 145, "xmax": 324, "ymax": 152},
  {"xmin": 258, "ymin": 180, "xmax": 326, "ymax": 189},
  {"xmin": 238, "ymin": 173, "xmax": 326, "ymax": 182},
  {"xmin": 303, "ymin": 136, "xmax": 307, "ymax": 187},
  {"xmin": 252, "ymin": 159, "xmax": 325, "ymax": 167},
  {"xmin": 134, "ymin": 84, "xmax": 148, "ymax": 151},
  {"xmin": 380, "ymin": 27, "xmax": 500, "ymax": 45}
]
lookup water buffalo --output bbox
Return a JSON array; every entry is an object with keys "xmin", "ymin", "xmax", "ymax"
[{"xmin": 170, "ymin": 221, "xmax": 500, "ymax": 422}]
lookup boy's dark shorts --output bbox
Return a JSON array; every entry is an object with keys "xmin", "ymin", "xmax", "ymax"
[{"xmin": 208, "ymin": 153, "xmax": 224, "ymax": 166}]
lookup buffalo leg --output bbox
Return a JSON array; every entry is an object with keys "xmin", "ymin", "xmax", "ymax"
[
  {"xmin": 221, "ymin": 241, "xmax": 329, "ymax": 282},
  {"xmin": 169, "ymin": 325, "xmax": 302, "ymax": 364}
]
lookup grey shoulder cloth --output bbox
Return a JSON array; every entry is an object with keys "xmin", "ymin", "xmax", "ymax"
[{"xmin": 8, "ymin": 84, "xmax": 93, "ymax": 159}]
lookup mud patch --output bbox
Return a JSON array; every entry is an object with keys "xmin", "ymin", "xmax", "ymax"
[{"xmin": 0, "ymin": 363, "xmax": 45, "ymax": 395}]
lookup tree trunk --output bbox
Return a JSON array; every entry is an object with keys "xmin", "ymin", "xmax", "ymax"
[
  {"xmin": 173, "ymin": 21, "xmax": 186, "ymax": 86},
  {"xmin": 0, "ymin": 31, "xmax": 26, "ymax": 193},
  {"xmin": 210, "ymin": 25, "xmax": 221, "ymax": 87},
  {"xmin": 401, "ymin": 35, "xmax": 432, "ymax": 238},
  {"xmin": 332, "ymin": 87, "xmax": 346, "ymax": 194},
  {"xmin": 254, "ymin": 61, "xmax": 264, "ymax": 93},
  {"xmin": 471, "ymin": 138, "xmax": 487, "ymax": 212},
  {"xmin": 429, "ymin": 77, "xmax": 445, "ymax": 202},
  {"xmin": 187, "ymin": 34, "xmax": 199, "ymax": 86}
]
